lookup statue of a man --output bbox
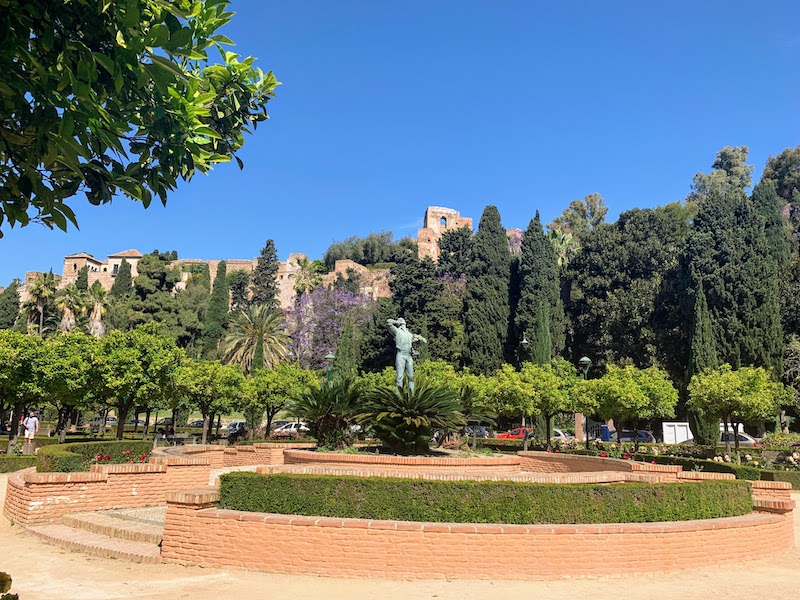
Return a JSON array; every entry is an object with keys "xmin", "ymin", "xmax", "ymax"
[{"xmin": 387, "ymin": 318, "xmax": 427, "ymax": 392}]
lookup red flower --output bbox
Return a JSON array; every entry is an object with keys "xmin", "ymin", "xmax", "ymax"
[
  {"xmin": 599, "ymin": 452, "xmax": 608, "ymax": 458},
  {"xmin": 651, "ymin": 461, "xmax": 656, "ymax": 464},
  {"xmin": 123, "ymin": 450, "xmax": 131, "ymax": 456},
  {"xmin": 95, "ymin": 453, "xmax": 103, "ymax": 461},
  {"xmin": 104, "ymin": 454, "xmax": 111, "ymax": 461},
  {"xmin": 555, "ymin": 449, "xmax": 561, "ymax": 453}
]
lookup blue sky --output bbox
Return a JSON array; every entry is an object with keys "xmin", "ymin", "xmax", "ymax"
[{"xmin": 2, "ymin": 0, "xmax": 799, "ymax": 285}]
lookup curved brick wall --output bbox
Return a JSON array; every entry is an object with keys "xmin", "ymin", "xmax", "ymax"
[
  {"xmin": 283, "ymin": 449, "xmax": 521, "ymax": 471},
  {"xmin": 161, "ymin": 488, "xmax": 795, "ymax": 578}
]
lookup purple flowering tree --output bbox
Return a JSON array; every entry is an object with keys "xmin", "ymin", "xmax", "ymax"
[{"xmin": 289, "ymin": 287, "xmax": 373, "ymax": 370}]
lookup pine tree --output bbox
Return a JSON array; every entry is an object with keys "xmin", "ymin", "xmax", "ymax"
[
  {"xmin": 514, "ymin": 212, "xmax": 565, "ymax": 362},
  {"xmin": 251, "ymin": 239, "xmax": 280, "ymax": 309},
  {"xmin": 110, "ymin": 259, "xmax": 132, "ymax": 297},
  {"xmin": 464, "ymin": 206, "xmax": 511, "ymax": 374},
  {"xmin": 437, "ymin": 226, "xmax": 472, "ymax": 277},
  {"xmin": 203, "ymin": 261, "xmax": 229, "ymax": 357},
  {"xmin": 0, "ymin": 280, "xmax": 20, "ymax": 329},
  {"xmin": 687, "ymin": 279, "xmax": 720, "ymax": 444},
  {"xmin": 75, "ymin": 265, "xmax": 89, "ymax": 291}
]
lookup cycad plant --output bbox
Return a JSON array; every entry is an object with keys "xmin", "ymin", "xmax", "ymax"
[
  {"xmin": 360, "ymin": 378, "xmax": 465, "ymax": 455},
  {"xmin": 287, "ymin": 376, "xmax": 363, "ymax": 449}
]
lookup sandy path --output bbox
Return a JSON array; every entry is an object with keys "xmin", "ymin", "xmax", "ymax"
[{"xmin": 0, "ymin": 474, "xmax": 798, "ymax": 600}]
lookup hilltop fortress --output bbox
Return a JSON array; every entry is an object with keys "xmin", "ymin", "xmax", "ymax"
[{"xmin": 16, "ymin": 206, "xmax": 474, "ymax": 310}]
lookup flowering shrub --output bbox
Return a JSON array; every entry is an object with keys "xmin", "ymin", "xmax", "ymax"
[{"xmin": 38, "ymin": 441, "xmax": 154, "ymax": 472}]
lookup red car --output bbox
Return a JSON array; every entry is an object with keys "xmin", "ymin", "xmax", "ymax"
[{"xmin": 497, "ymin": 427, "xmax": 535, "ymax": 439}]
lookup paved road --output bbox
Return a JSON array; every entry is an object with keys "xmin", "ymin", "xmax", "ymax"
[{"xmin": 1, "ymin": 474, "xmax": 798, "ymax": 600}]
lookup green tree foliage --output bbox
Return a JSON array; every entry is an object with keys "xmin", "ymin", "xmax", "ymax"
[
  {"xmin": 288, "ymin": 376, "xmax": 363, "ymax": 449},
  {"xmin": 0, "ymin": 0, "xmax": 278, "ymax": 236},
  {"xmin": 241, "ymin": 364, "xmax": 317, "ymax": 436},
  {"xmin": 781, "ymin": 256, "xmax": 800, "ymax": 340},
  {"xmin": 688, "ymin": 145, "xmax": 753, "ymax": 204},
  {"xmin": 221, "ymin": 304, "xmax": 288, "ymax": 373},
  {"xmin": 437, "ymin": 226, "xmax": 472, "ymax": 277},
  {"xmin": 0, "ymin": 281, "xmax": 20, "ymax": 329},
  {"xmin": 176, "ymin": 359, "xmax": 244, "ymax": 444},
  {"xmin": 323, "ymin": 231, "xmax": 417, "ymax": 270},
  {"xmin": 291, "ymin": 256, "xmax": 323, "ymax": 297},
  {"xmin": 0, "ymin": 330, "xmax": 45, "ymax": 449},
  {"xmin": 39, "ymin": 332, "xmax": 97, "ymax": 442},
  {"xmin": 227, "ymin": 269, "xmax": 251, "ymax": 311},
  {"xmin": 333, "ymin": 267, "xmax": 361, "ymax": 294},
  {"xmin": 55, "ymin": 284, "xmax": 87, "ymax": 333},
  {"xmin": 688, "ymin": 365, "xmax": 786, "ymax": 455},
  {"xmin": 687, "ymin": 280, "xmax": 721, "ymax": 444},
  {"xmin": 547, "ymin": 192, "xmax": 608, "ymax": 243},
  {"xmin": 333, "ymin": 321, "xmax": 359, "ymax": 379},
  {"xmin": 515, "ymin": 212, "xmax": 564, "ymax": 362},
  {"xmin": 109, "ymin": 259, "xmax": 132, "ymax": 298},
  {"xmin": 684, "ymin": 187, "xmax": 783, "ymax": 373},
  {"xmin": 94, "ymin": 325, "xmax": 183, "ymax": 439},
  {"xmin": 464, "ymin": 206, "xmax": 511, "ymax": 374},
  {"xmin": 761, "ymin": 146, "xmax": 800, "ymax": 204},
  {"xmin": 751, "ymin": 179, "xmax": 791, "ymax": 269},
  {"xmin": 250, "ymin": 240, "xmax": 280, "ymax": 309},
  {"xmin": 358, "ymin": 298, "xmax": 399, "ymax": 373},
  {"xmin": 580, "ymin": 364, "xmax": 677, "ymax": 450},
  {"xmin": 569, "ymin": 204, "xmax": 692, "ymax": 370},
  {"xmin": 75, "ymin": 266, "xmax": 89, "ymax": 291},
  {"xmin": 202, "ymin": 261, "xmax": 229, "ymax": 357}
]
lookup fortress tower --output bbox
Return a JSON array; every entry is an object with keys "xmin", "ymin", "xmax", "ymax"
[{"xmin": 416, "ymin": 206, "xmax": 472, "ymax": 261}]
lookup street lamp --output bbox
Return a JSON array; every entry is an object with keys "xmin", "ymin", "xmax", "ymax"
[
  {"xmin": 578, "ymin": 356, "xmax": 592, "ymax": 449},
  {"xmin": 324, "ymin": 353, "xmax": 336, "ymax": 383},
  {"xmin": 517, "ymin": 334, "xmax": 530, "ymax": 367}
]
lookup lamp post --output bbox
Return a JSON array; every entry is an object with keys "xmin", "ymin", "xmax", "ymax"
[
  {"xmin": 324, "ymin": 353, "xmax": 336, "ymax": 383},
  {"xmin": 578, "ymin": 356, "xmax": 592, "ymax": 449},
  {"xmin": 517, "ymin": 334, "xmax": 530, "ymax": 367}
]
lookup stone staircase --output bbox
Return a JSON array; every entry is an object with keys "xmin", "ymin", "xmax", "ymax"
[{"xmin": 27, "ymin": 506, "xmax": 165, "ymax": 564}]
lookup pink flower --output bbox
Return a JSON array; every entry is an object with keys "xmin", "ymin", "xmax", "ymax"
[
  {"xmin": 651, "ymin": 461, "xmax": 656, "ymax": 464},
  {"xmin": 123, "ymin": 450, "xmax": 131, "ymax": 456},
  {"xmin": 599, "ymin": 452, "xmax": 608, "ymax": 458}
]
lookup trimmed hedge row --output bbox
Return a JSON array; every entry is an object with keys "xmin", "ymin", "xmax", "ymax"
[
  {"xmin": 219, "ymin": 473, "xmax": 752, "ymax": 524},
  {"xmin": 36, "ymin": 441, "xmax": 154, "ymax": 472},
  {"xmin": 760, "ymin": 470, "xmax": 800, "ymax": 489},
  {"xmin": 632, "ymin": 454, "xmax": 762, "ymax": 480},
  {"xmin": 0, "ymin": 456, "xmax": 37, "ymax": 473}
]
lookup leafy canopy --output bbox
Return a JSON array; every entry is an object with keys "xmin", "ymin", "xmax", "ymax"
[{"xmin": 0, "ymin": 0, "xmax": 278, "ymax": 236}]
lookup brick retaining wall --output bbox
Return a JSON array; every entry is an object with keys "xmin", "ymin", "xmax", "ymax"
[{"xmin": 160, "ymin": 488, "xmax": 794, "ymax": 578}]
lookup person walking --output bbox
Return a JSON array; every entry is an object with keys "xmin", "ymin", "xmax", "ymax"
[{"xmin": 23, "ymin": 411, "xmax": 39, "ymax": 454}]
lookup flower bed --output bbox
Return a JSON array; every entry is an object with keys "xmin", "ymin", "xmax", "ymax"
[
  {"xmin": 218, "ymin": 472, "xmax": 752, "ymax": 524},
  {"xmin": 36, "ymin": 440, "xmax": 154, "ymax": 472}
]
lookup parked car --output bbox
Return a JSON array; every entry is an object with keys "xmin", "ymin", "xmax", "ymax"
[
  {"xmin": 272, "ymin": 422, "xmax": 310, "ymax": 438},
  {"xmin": 497, "ymin": 427, "xmax": 535, "ymax": 439},
  {"xmin": 226, "ymin": 420, "xmax": 247, "ymax": 440},
  {"xmin": 680, "ymin": 431, "xmax": 760, "ymax": 447},
  {"xmin": 551, "ymin": 428, "xmax": 574, "ymax": 442},
  {"xmin": 463, "ymin": 426, "xmax": 494, "ymax": 439},
  {"xmin": 127, "ymin": 418, "xmax": 146, "ymax": 426},
  {"xmin": 156, "ymin": 417, "xmax": 173, "ymax": 426},
  {"xmin": 186, "ymin": 419, "xmax": 205, "ymax": 428},
  {"xmin": 271, "ymin": 420, "xmax": 289, "ymax": 430},
  {"xmin": 87, "ymin": 416, "xmax": 114, "ymax": 429},
  {"xmin": 609, "ymin": 430, "xmax": 657, "ymax": 443}
]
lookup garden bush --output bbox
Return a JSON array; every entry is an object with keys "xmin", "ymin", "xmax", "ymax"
[
  {"xmin": 36, "ymin": 440, "xmax": 154, "ymax": 472},
  {"xmin": 761, "ymin": 470, "xmax": 800, "ymax": 489},
  {"xmin": 219, "ymin": 473, "xmax": 752, "ymax": 524},
  {"xmin": 0, "ymin": 456, "xmax": 37, "ymax": 473}
]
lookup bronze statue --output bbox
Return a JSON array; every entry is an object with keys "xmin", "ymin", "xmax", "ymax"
[{"xmin": 387, "ymin": 318, "xmax": 427, "ymax": 392}]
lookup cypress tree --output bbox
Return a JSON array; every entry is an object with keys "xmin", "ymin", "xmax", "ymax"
[
  {"xmin": 687, "ymin": 279, "xmax": 720, "ymax": 444},
  {"xmin": 251, "ymin": 239, "xmax": 280, "ymax": 309},
  {"xmin": 203, "ymin": 261, "xmax": 229, "ymax": 356},
  {"xmin": 464, "ymin": 205, "xmax": 511, "ymax": 374},
  {"xmin": 0, "ymin": 280, "xmax": 20, "ymax": 329},
  {"xmin": 514, "ymin": 212, "xmax": 565, "ymax": 362},
  {"xmin": 110, "ymin": 259, "xmax": 133, "ymax": 297},
  {"xmin": 333, "ymin": 321, "xmax": 359, "ymax": 379},
  {"xmin": 75, "ymin": 265, "xmax": 89, "ymax": 291}
]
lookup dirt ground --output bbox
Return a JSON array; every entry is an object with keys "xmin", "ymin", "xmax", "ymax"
[{"xmin": 1, "ymin": 474, "xmax": 798, "ymax": 600}]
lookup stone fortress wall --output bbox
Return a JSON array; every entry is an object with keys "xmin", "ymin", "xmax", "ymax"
[{"xmin": 15, "ymin": 206, "xmax": 483, "ymax": 309}]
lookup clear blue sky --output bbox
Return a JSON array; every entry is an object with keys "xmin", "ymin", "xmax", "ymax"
[{"xmin": 2, "ymin": 0, "xmax": 799, "ymax": 285}]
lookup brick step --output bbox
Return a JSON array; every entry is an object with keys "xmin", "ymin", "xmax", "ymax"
[
  {"xmin": 61, "ymin": 511, "xmax": 163, "ymax": 544},
  {"xmin": 27, "ymin": 524, "xmax": 162, "ymax": 564}
]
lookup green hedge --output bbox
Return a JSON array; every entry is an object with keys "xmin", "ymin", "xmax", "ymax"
[
  {"xmin": 0, "ymin": 456, "xmax": 37, "ymax": 473},
  {"xmin": 219, "ymin": 473, "xmax": 752, "ymax": 524},
  {"xmin": 36, "ymin": 441, "xmax": 154, "ymax": 472},
  {"xmin": 631, "ymin": 454, "xmax": 762, "ymax": 481}
]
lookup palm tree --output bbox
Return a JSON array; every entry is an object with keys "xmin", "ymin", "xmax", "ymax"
[
  {"xmin": 548, "ymin": 227, "xmax": 579, "ymax": 269},
  {"xmin": 24, "ymin": 271, "xmax": 57, "ymax": 336},
  {"xmin": 55, "ymin": 284, "xmax": 87, "ymax": 332},
  {"xmin": 221, "ymin": 304, "xmax": 289, "ymax": 373},
  {"xmin": 87, "ymin": 282, "xmax": 108, "ymax": 338},
  {"xmin": 291, "ymin": 257, "xmax": 322, "ymax": 297}
]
